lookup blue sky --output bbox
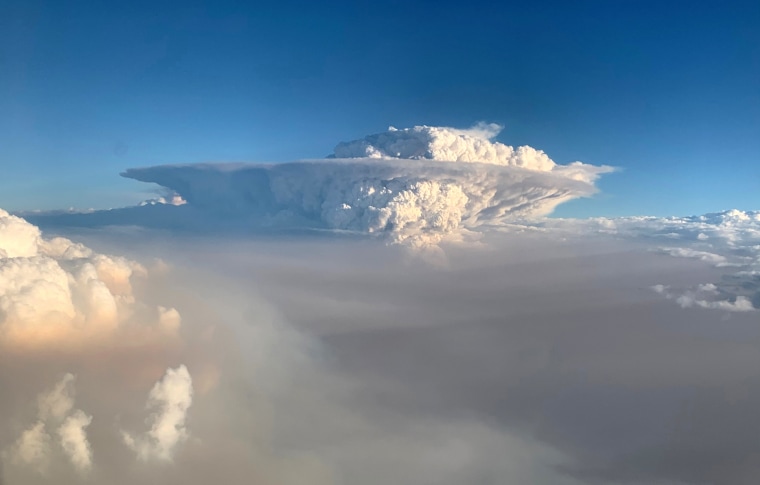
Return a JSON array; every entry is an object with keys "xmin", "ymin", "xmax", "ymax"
[{"xmin": 2, "ymin": 0, "xmax": 758, "ymax": 216}]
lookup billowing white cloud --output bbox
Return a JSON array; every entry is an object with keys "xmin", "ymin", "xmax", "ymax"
[
  {"xmin": 0, "ymin": 210, "xmax": 43, "ymax": 258},
  {"xmin": 122, "ymin": 365, "xmax": 194, "ymax": 462},
  {"xmin": 0, "ymin": 209, "xmax": 181, "ymax": 349},
  {"xmin": 121, "ymin": 124, "xmax": 613, "ymax": 247},
  {"xmin": 333, "ymin": 123, "xmax": 558, "ymax": 169}
]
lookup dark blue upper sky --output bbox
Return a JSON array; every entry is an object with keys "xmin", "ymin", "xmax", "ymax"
[{"xmin": 2, "ymin": 0, "xmax": 758, "ymax": 216}]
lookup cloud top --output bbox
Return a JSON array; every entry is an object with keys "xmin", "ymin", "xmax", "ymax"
[{"xmin": 332, "ymin": 124, "xmax": 559, "ymax": 170}]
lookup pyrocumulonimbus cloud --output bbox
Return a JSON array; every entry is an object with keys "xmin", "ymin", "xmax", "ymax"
[{"xmin": 122, "ymin": 124, "xmax": 614, "ymax": 247}]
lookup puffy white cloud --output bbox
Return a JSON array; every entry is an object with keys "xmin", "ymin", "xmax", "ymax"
[
  {"xmin": 139, "ymin": 193, "xmax": 187, "ymax": 207},
  {"xmin": 0, "ymin": 209, "xmax": 180, "ymax": 349},
  {"xmin": 123, "ymin": 365, "xmax": 194, "ymax": 462},
  {"xmin": 0, "ymin": 209, "xmax": 41, "ymax": 258},
  {"xmin": 652, "ymin": 284, "xmax": 755, "ymax": 312},
  {"xmin": 120, "ymin": 124, "xmax": 613, "ymax": 247}
]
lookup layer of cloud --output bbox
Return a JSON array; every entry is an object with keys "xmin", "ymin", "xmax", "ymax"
[
  {"xmin": 143, "ymin": 230, "xmax": 760, "ymax": 485},
  {"xmin": 1, "ymin": 211, "xmax": 593, "ymax": 485},
  {"xmin": 116, "ymin": 124, "xmax": 612, "ymax": 247},
  {"xmin": 5, "ymin": 204, "xmax": 760, "ymax": 485},
  {"xmin": 516, "ymin": 209, "xmax": 760, "ymax": 312}
]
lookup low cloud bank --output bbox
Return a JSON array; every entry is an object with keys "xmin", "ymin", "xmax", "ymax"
[
  {"xmin": 533, "ymin": 209, "xmax": 760, "ymax": 311},
  {"xmin": 4, "ymin": 204, "xmax": 760, "ymax": 484},
  {"xmin": 1, "ymin": 208, "xmax": 591, "ymax": 485},
  {"xmin": 120, "ymin": 124, "xmax": 612, "ymax": 247}
]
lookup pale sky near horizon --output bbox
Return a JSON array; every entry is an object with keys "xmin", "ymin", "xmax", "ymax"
[{"xmin": 2, "ymin": 0, "xmax": 758, "ymax": 216}]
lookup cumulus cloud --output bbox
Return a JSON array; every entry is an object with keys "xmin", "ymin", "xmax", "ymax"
[
  {"xmin": 652, "ymin": 283, "xmax": 755, "ymax": 312},
  {"xmin": 657, "ymin": 247, "xmax": 732, "ymax": 266},
  {"xmin": 117, "ymin": 124, "xmax": 613, "ymax": 247},
  {"xmin": 57, "ymin": 410, "xmax": 93, "ymax": 473},
  {"xmin": 139, "ymin": 192, "xmax": 187, "ymax": 207},
  {"xmin": 6, "ymin": 374, "xmax": 93, "ymax": 474},
  {"xmin": 7, "ymin": 421, "xmax": 51, "ymax": 471},
  {"xmin": 0, "ymin": 209, "xmax": 231, "ymax": 484},
  {"xmin": 122, "ymin": 365, "xmax": 193, "ymax": 462},
  {"xmin": 37, "ymin": 373, "xmax": 76, "ymax": 422},
  {"xmin": 0, "ymin": 209, "xmax": 181, "ymax": 349},
  {"xmin": 332, "ymin": 123, "xmax": 558, "ymax": 169}
]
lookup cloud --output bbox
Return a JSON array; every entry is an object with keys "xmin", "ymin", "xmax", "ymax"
[
  {"xmin": 0, "ymin": 210, "xmax": 223, "ymax": 483},
  {"xmin": 657, "ymin": 247, "xmax": 731, "ymax": 266},
  {"xmin": 3, "ymin": 116, "xmax": 760, "ymax": 485},
  {"xmin": 7, "ymin": 421, "xmax": 51, "ymax": 471},
  {"xmin": 154, "ymin": 231, "xmax": 760, "ymax": 485},
  {"xmin": 0, "ymin": 209, "xmax": 182, "ymax": 349},
  {"xmin": 2, "ymin": 211, "xmax": 596, "ymax": 485},
  {"xmin": 541, "ymin": 209, "xmax": 760, "ymax": 260},
  {"xmin": 122, "ymin": 365, "xmax": 194, "ymax": 462},
  {"xmin": 0, "ymin": 209, "xmax": 42, "ymax": 258},
  {"xmin": 6, "ymin": 202, "xmax": 760, "ymax": 485},
  {"xmin": 57, "ymin": 410, "xmax": 93, "ymax": 473},
  {"xmin": 116, "ymin": 124, "xmax": 612, "ymax": 247},
  {"xmin": 332, "ymin": 123, "xmax": 557, "ymax": 168},
  {"xmin": 530, "ymin": 209, "xmax": 760, "ymax": 312},
  {"xmin": 6, "ymin": 374, "xmax": 93, "ymax": 474},
  {"xmin": 652, "ymin": 283, "xmax": 755, "ymax": 312},
  {"xmin": 37, "ymin": 373, "xmax": 76, "ymax": 422}
]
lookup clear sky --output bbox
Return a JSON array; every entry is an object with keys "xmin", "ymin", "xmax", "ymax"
[{"xmin": 2, "ymin": 0, "xmax": 758, "ymax": 216}]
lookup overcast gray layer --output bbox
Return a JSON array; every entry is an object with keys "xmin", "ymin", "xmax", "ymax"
[{"xmin": 2, "ymin": 225, "xmax": 754, "ymax": 485}]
